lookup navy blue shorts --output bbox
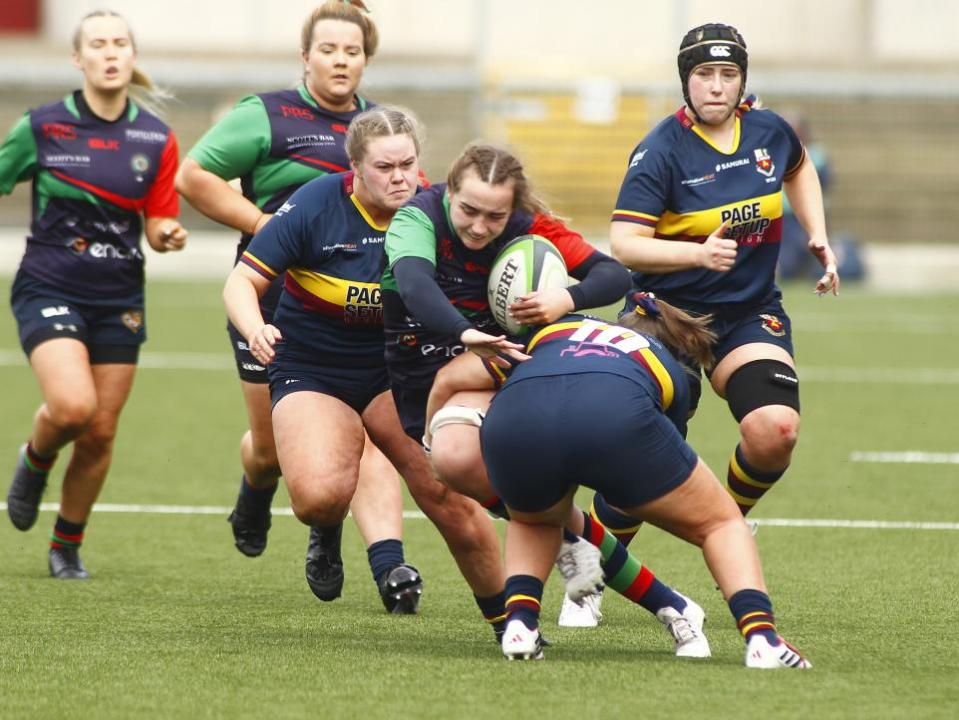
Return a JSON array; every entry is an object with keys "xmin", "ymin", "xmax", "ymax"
[
  {"xmin": 391, "ymin": 382, "xmax": 431, "ymax": 441},
  {"xmin": 11, "ymin": 271, "xmax": 144, "ymax": 363},
  {"xmin": 481, "ymin": 373, "xmax": 699, "ymax": 513},
  {"xmin": 227, "ymin": 278, "xmax": 281, "ymax": 384},
  {"xmin": 268, "ymin": 343, "xmax": 390, "ymax": 414}
]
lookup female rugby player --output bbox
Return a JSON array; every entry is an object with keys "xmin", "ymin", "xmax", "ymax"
[{"xmin": 3, "ymin": 10, "xmax": 187, "ymax": 579}]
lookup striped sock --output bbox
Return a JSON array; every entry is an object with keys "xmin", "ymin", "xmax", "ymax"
[
  {"xmin": 591, "ymin": 493, "xmax": 643, "ymax": 546},
  {"xmin": 726, "ymin": 445, "xmax": 786, "ymax": 515},
  {"xmin": 728, "ymin": 588, "xmax": 779, "ymax": 645},
  {"xmin": 50, "ymin": 514, "xmax": 85, "ymax": 550},
  {"xmin": 505, "ymin": 575, "xmax": 543, "ymax": 631},
  {"xmin": 580, "ymin": 510, "xmax": 686, "ymax": 615},
  {"xmin": 367, "ymin": 538, "xmax": 405, "ymax": 582},
  {"xmin": 25, "ymin": 442, "xmax": 57, "ymax": 474},
  {"xmin": 474, "ymin": 591, "xmax": 508, "ymax": 639}
]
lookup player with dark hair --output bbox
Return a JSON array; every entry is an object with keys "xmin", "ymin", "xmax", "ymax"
[
  {"xmin": 176, "ymin": 1, "xmax": 406, "ymax": 603},
  {"xmin": 2, "ymin": 10, "xmax": 187, "ymax": 578},
  {"xmin": 431, "ymin": 295, "xmax": 810, "ymax": 668},
  {"xmin": 223, "ymin": 107, "xmax": 505, "ymax": 615},
  {"xmin": 609, "ymin": 23, "xmax": 839, "ymax": 531}
]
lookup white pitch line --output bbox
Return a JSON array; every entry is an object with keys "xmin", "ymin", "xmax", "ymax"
[
  {"xmin": 851, "ymin": 451, "xmax": 959, "ymax": 464},
  {"xmin": 2, "ymin": 348, "xmax": 959, "ymax": 384},
  {"xmin": 1, "ymin": 503, "xmax": 956, "ymax": 530}
]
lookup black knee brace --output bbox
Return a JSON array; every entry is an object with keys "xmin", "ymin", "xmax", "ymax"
[{"xmin": 724, "ymin": 359, "xmax": 800, "ymax": 422}]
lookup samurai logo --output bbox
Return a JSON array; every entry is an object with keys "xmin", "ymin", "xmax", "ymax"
[
  {"xmin": 122, "ymin": 310, "xmax": 144, "ymax": 333},
  {"xmin": 754, "ymin": 148, "xmax": 775, "ymax": 177},
  {"xmin": 759, "ymin": 313, "xmax": 785, "ymax": 337}
]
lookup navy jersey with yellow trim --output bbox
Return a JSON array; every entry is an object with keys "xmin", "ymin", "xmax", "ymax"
[
  {"xmin": 613, "ymin": 104, "xmax": 804, "ymax": 305},
  {"xmin": 487, "ymin": 315, "xmax": 692, "ymax": 436},
  {"xmin": 241, "ymin": 172, "xmax": 392, "ymax": 364}
]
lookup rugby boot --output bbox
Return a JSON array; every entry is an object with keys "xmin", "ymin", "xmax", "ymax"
[
  {"xmin": 378, "ymin": 563, "xmax": 423, "ymax": 614},
  {"xmin": 557, "ymin": 589, "xmax": 604, "ymax": 628},
  {"xmin": 7, "ymin": 445, "xmax": 49, "ymax": 531},
  {"xmin": 745, "ymin": 634, "xmax": 812, "ymax": 669},
  {"xmin": 49, "ymin": 546, "xmax": 90, "ymax": 580},
  {"xmin": 554, "ymin": 538, "xmax": 604, "ymax": 603},
  {"xmin": 501, "ymin": 619, "xmax": 545, "ymax": 661},
  {"xmin": 305, "ymin": 524, "xmax": 344, "ymax": 601},
  {"xmin": 656, "ymin": 594, "xmax": 711, "ymax": 658},
  {"xmin": 227, "ymin": 489, "xmax": 271, "ymax": 557}
]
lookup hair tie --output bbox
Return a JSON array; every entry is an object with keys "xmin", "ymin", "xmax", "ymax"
[{"xmin": 633, "ymin": 292, "xmax": 661, "ymax": 318}]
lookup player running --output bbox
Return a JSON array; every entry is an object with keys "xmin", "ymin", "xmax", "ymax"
[
  {"xmin": 2, "ymin": 10, "xmax": 187, "ymax": 578},
  {"xmin": 176, "ymin": 1, "xmax": 409, "ymax": 603}
]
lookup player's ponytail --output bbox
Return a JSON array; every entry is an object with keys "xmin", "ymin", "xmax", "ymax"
[{"xmin": 619, "ymin": 292, "xmax": 716, "ymax": 369}]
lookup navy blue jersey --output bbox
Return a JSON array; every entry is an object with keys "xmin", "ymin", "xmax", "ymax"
[
  {"xmin": 241, "ymin": 172, "xmax": 393, "ymax": 365},
  {"xmin": 188, "ymin": 85, "xmax": 372, "ymax": 264},
  {"xmin": 381, "ymin": 184, "xmax": 599, "ymax": 386},
  {"xmin": 613, "ymin": 104, "xmax": 804, "ymax": 305},
  {"xmin": 0, "ymin": 91, "xmax": 178, "ymax": 304},
  {"xmin": 486, "ymin": 315, "xmax": 692, "ymax": 437}
]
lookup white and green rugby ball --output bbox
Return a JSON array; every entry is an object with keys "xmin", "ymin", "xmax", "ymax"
[{"xmin": 487, "ymin": 234, "xmax": 568, "ymax": 335}]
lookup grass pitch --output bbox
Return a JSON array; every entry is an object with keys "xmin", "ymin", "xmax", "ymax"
[{"xmin": 1, "ymin": 278, "xmax": 957, "ymax": 719}]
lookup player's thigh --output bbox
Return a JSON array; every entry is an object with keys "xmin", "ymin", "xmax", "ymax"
[
  {"xmin": 240, "ymin": 380, "xmax": 276, "ymax": 448},
  {"xmin": 29, "ymin": 338, "xmax": 98, "ymax": 416}
]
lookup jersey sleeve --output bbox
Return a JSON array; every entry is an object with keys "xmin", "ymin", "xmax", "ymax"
[
  {"xmin": 528, "ymin": 214, "xmax": 595, "ymax": 273},
  {"xmin": 240, "ymin": 183, "xmax": 314, "ymax": 279},
  {"xmin": 611, "ymin": 141, "xmax": 670, "ymax": 228},
  {"xmin": 385, "ymin": 205, "xmax": 438, "ymax": 267},
  {"xmin": 775, "ymin": 113, "xmax": 806, "ymax": 179},
  {"xmin": 144, "ymin": 131, "xmax": 180, "ymax": 217},
  {"xmin": 187, "ymin": 95, "xmax": 271, "ymax": 180},
  {"xmin": 0, "ymin": 113, "xmax": 38, "ymax": 195}
]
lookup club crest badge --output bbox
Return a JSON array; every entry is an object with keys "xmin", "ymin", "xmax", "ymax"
[
  {"xmin": 122, "ymin": 310, "xmax": 144, "ymax": 333},
  {"xmin": 759, "ymin": 313, "xmax": 785, "ymax": 337},
  {"xmin": 754, "ymin": 148, "xmax": 775, "ymax": 177}
]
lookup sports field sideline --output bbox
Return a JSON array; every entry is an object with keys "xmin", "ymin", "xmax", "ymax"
[{"xmin": 1, "ymin": 277, "xmax": 957, "ymax": 718}]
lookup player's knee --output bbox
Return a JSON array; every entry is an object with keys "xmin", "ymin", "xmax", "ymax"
[
  {"xmin": 725, "ymin": 359, "xmax": 800, "ymax": 423},
  {"xmin": 46, "ymin": 396, "xmax": 97, "ymax": 435},
  {"xmin": 430, "ymin": 430, "xmax": 486, "ymax": 498},
  {"xmin": 741, "ymin": 405, "xmax": 800, "ymax": 461}
]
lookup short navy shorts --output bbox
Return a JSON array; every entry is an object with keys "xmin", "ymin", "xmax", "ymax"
[
  {"xmin": 11, "ymin": 270, "xmax": 143, "ymax": 363},
  {"xmin": 268, "ymin": 342, "xmax": 390, "ymax": 414},
  {"xmin": 481, "ymin": 373, "xmax": 698, "ymax": 513}
]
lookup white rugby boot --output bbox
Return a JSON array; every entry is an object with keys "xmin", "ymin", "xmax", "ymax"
[
  {"xmin": 501, "ymin": 619, "xmax": 545, "ymax": 660},
  {"xmin": 557, "ymin": 589, "xmax": 604, "ymax": 628},
  {"xmin": 655, "ymin": 594, "xmax": 711, "ymax": 658},
  {"xmin": 745, "ymin": 634, "xmax": 812, "ymax": 669},
  {"xmin": 554, "ymin": 538, "xmax": 604, "ymax": 603}
]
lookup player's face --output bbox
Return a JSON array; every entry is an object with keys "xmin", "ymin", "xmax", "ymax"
[
  {"xmin": 687, "ymin": 63, "xmax": 742, "ymax": 125},
  {"xmin": 353, "ymin": 134, "xmax": 419, "ymax": 214},
  {"xmin": 448, "ymin": 169, "xmax": 515, "ymax": 250},
  {"xmin": 303, "ymin": 19, "xmax": 366, "ymax": 112},
  {"xmin": 72, "ymin": 16, "xmax": 136, "ymax": 94}
]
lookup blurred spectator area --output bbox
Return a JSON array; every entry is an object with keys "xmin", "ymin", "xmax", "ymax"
[{"xmin": 1, "ymin": 0, "xmax": 958, "ymax": 240}]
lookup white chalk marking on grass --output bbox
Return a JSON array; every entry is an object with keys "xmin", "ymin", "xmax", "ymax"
[
  {"xmin": 851, "ymin": 451, "xmax": 959, "ymax": 464},
  {"xmin": 1, "ymin": 503, "xmax": 956, "ymax": 530},
  {"xmin": 2, "ymin": 350, "xmax": 959, "ymax": 384}
]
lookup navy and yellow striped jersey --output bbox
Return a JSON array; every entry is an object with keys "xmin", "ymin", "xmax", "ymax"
[
  {"xmin": 240, "ymin": 172, "xmax": 395, "ymax": 364},
  {"xmin": 613, "ymin": 103, "xmax": 804, "ymax": 305},
  {"xmin": 486, "ymin": 315, "xmax": 692, "ymax": 436}
]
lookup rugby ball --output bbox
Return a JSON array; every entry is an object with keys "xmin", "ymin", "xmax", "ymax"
[{"xmin": 487, "ymin": 234, "xmax": 568, "ymax": 335}]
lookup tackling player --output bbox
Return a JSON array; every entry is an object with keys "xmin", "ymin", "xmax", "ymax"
[{"xmin": 2, "ymin": 10, "xmax": 187, "ymax": 578}]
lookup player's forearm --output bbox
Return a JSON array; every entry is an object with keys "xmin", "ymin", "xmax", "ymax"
[
  {"xmin": 175, "ymin": 159, "xmax": 262, "ymax": 235},
  {"xmin": 784, "ymin": 159, "xmax": 828, "ymax": 243},
  {"xmin": 223, "ymin": 268, "xmax": 267, "ymax": 340},
  {"xmin": 609, "ymin": 222, "xmax": 704, "ymax": 273}
]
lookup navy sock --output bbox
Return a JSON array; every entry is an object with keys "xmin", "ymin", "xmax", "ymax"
[
  {"xmin": 728, "ymin": 588, "xmax": 779, "ymax": 644},
  {"xmin": 505, "ymin": 574, "xmax": 544, "ymax": 631},
  {"xmin": 637, "ymin": 578, "xmax": 687, "ymax": 615},
  {"xmin": 474, "ymin": 591, "xmax": 508, "ymax": 638},
  {"xmin": 367, "ymin": 538, "xmax": 405, "ymax": 582},
  {"xmin": 51, "ymin": 514, "xmax": 85, "ymax": 550},
  {"xmin": 562, "ymin": 527, "xmax": 579, "ymax": 543},
  {"xmin": 239, "ymin": 475, "xmax": 278, "ymax": 510}
]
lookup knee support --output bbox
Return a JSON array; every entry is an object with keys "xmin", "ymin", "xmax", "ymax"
[
  {"xmin": 724, "ymin": 359, "xmax": 800, "ymax": 422},
  {"xmin": 424, "ymin": 405, "xmax": 486, "ymax": 450}
]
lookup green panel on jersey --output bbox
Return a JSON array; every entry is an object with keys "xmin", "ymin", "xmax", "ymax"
[
  {"xmin": 187, "ymin": 95, "xmax": 271, "ymax": 180},
  {"xmin": 0, "ymin": 114, "xmax": 38, "ymax": 194},
  {"xmin": 35, "ymin": 170, "xmax": 105, "ymax": 216}
]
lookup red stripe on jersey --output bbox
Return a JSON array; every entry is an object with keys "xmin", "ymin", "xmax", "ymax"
[
  {"xmin": 50, "ymin": 169, "xmax": 143, "ymax": 212},
  {"xmin": 290, "ymin": 153, "xmax": 348, "ymax": 173},
  {"xmin": 451, "ymin": 297, "xmax": 487, "ymax": 311},
  {"xmin": 145, "ymin": 132, "xmax": 180, "ymax": 218},
  {"xmin": 528, "ymin": 214, "xmax": 594, "ymax": 272},
  {"xmin": 611, "ymin": 212, "xmax": 659, "ymax": 227}
]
